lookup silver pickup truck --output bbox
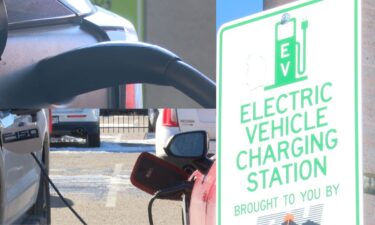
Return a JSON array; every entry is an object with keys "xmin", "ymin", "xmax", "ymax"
[{"xmin": 0, "ymin": 110, "xmax": 49, "ymax": 225}]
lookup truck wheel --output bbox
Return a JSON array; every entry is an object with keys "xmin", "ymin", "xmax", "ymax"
[
  {"xmin": 148, "ymin": 109, "xmax": 158, "ymax": 133},
  {"xmin": 148, "ymin": 119, "xmax": 156, "ymax": 132},
  {"xmin": 88, "ymin": 132, "xmax": 100, "ymax": 147},
  {"xmin": 28, "ymin": 138, "xmax": 51, "ymax": 224}
]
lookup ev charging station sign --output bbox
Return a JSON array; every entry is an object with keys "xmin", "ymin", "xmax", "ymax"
[{"xmin": 218, "ymin": 0, "xmax": 362, "ymax": 225}]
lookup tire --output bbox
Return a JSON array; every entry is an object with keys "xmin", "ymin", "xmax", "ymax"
[
  {"xmin": 88, "ymin": 131, "xmax": 100, "ymax": 147},
  {"xmin": 148, "ymin": 109, "xmax": 158, "ymax": 132},
  {"xmin": 29, "ymin": 138, "xmax": 51, "ymax": 224},
  {"xmin": 148, "ymin": 119, "xmax": 156, "ymax": 133}
]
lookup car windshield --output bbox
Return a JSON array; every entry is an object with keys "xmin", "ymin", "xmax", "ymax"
[{"xmin": 5, "ymin": 0, "xmax": 74, "ymax": 24}]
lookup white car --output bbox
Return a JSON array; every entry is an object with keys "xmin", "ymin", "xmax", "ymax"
[
  {"xmin": 0, "ymin": 109, "xmax": 50, "ymax": 224},
  {"xmin": 155, "ymin": 108, "xmax": 216, "ymax": 174},
  {"xmin": 51, "ymin": 108, "xmax": 100, "ymax": 147}
]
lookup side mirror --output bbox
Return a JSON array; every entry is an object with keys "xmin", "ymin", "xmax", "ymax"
[
  {"xmin": 164, "ymin": 131, "xmax": 213, "ymax": 174},
  {"xmin": 130, "ymin": 152, "xmax": 189, "ymax": 200},
  {"xmin": 164, "ymin": 131, "xmax": 208, "ymax": 159},
  {"xmin": 1, "ymin": 122, "xmax": 43, "ymax": 154}
]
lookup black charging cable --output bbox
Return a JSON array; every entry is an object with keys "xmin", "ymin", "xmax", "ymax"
[
  {"xmin": 148, "ymin": 182, "xmax": 193, "ymax": 225},
  {"xmin": 30, "ymin": 152, "xmax": 88, "ymax": 225}
]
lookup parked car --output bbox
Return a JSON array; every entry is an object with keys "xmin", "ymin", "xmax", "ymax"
[
  {"xmin": 0, "ymin": 0, "xmax": 142, "ymax": 108},
  {"xmin": 155, "ymin": 108, "xmax": 216, "ymax": 174},
  {"xmin": 0, "ymin": 109, "xmax": 50, "ymax": 225},
  {"xmin": 50, "ymin": 108, "xmax": 101, "ymax": 147},
  {"xmin": 131, "ymin": 131, "xmax": 215, "ymax": 225}
]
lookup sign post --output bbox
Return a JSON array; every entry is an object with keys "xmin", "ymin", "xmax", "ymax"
[{"xmin": 218, "ymin": 0, "xmax": 362, "ymax": 224}]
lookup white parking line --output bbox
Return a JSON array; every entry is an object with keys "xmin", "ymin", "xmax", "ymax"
[
  {"xmin": 115, "ymin": 134, "xmax": 122, "ymax": 143},
  {"xmin": 105, "ymin": 163, "xmax": 123, "ymax": 208}
]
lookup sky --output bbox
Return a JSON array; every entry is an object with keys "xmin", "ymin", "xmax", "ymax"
[{"xmin": 216, "ymin": 0, "xmax": 263, "ymax": 30}]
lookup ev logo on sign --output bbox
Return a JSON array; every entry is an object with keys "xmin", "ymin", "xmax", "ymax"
[{"xmin": 266, "ymin": 13, "xmax": 308, "ymax": 90}]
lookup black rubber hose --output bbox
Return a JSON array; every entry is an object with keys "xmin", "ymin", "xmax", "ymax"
[
  {"xmin": 31, "ymin": 152, "xmax": 87, "ymax": 225},
  {"xmin": 148, "ymin": 193, "xmax": 159, "ymax": 225},
  {"xmin": 147, "ymin": 182, "xmax": 193, "ymax": 225},
  {"xmin": 0, "ymin": 42, "xmax": 216, "ymax": 108}
]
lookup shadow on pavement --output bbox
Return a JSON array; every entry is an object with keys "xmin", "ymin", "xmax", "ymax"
[
  {"xmin": 51, "ymin": 142, "xmax": 87, "ymax": 148},
  {"xmin": 50, "ymin": 195, "xmax": 74, "ymax": 208}
]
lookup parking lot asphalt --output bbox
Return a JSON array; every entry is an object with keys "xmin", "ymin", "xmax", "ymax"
[{"xmin": 49, "ymin": 138, "xmax": 183, "ymax": 225}]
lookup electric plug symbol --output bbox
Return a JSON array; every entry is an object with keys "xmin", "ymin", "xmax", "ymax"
[
  {"xmin": 301, "ymin": 19, "xmax": 308, "ymax": 30},
  {"xmin": 266, "ymin": 16, "xmax": 310, "ymax": 91}
]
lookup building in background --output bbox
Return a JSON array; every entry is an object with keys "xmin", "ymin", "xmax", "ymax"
[{"xmin": 143, "ymin": 0, "xmax": 215, "ymax": 108}]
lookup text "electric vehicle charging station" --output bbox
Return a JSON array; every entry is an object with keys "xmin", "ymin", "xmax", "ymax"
[{"xmin": 218, "ymin": 0, "xmax": 362, "ymax": 224}]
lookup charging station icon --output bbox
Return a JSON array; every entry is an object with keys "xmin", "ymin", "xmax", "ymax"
[{"xmin": 265, "ymin": 14, "xmax": 308, "ymax": 90}]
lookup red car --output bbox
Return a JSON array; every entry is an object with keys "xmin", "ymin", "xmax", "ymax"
[
  {"xmin": 189, "ymin": 161, "xmax": 216, "ymax": 225},
  {"xmin": 131, "ymin": 131, "xmax": 216, "ymax": 225}
]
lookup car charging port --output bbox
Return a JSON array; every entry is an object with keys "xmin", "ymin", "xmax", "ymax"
[{"xmin": 182, "ymin": 165, "xmax": 195, "ymax": 175}]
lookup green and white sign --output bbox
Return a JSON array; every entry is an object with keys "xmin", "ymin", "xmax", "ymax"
[{"xmin": 218, "ymin": 0, "xmax": 362, "ymax": 224}]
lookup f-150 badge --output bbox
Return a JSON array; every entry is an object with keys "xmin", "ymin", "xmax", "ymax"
[{"xmin": 2, "ymin": 128, "xmax": 39, "ymax": 143}]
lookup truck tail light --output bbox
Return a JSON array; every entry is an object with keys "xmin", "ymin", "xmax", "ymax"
[
  {"xmin": 126, "ymin": 84, "xmax": 136, "ymax": 108},
  {"xmin": 125, "ymin": 84, "xmax": 143, "ymax": 109},
  {"xmin": 67, "ymin": 115, "xmax": 87, "ymax": 118},
  {"xmin": 162, "ymin": 108, "xmax": 178, "ymax": 127}
]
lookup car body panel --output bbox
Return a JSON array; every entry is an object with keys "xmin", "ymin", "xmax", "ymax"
[
  {"xmin": 189, "ymin": 162, "xmax": 216, "ymax": 225},
  {"xmin": 3, "ymin": 24, "xmax": 110, "ymax": 107},
  {"xmin": 177, "ymin": 109, "xmax": 216, "ymax": 138},
  {"xmin": 3, "ymin": 24, "xmax": 99, "ymax": 75},
  {"xmin": 2, "ymin": 0, "xmax": 142, "ymax": 108},
  {"xmin": 0, "ymin": 110, "xmax": 47, "ymax": 225},
  {"xmin": 51, "ymin": 108, "xmax": 100, "ymax": 145},
  {"xmin": 52, "ymin": 108, "xmax": 100, "ymax": 123}
]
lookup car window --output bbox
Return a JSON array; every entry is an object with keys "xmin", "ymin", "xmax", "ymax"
[
  {"xmin": 0, "ymin": 112, "xmax": 14, "ymax": 128},
  {"xmin": 5, "ymin": 0, "xmax": 75, "ymax": 24}
]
